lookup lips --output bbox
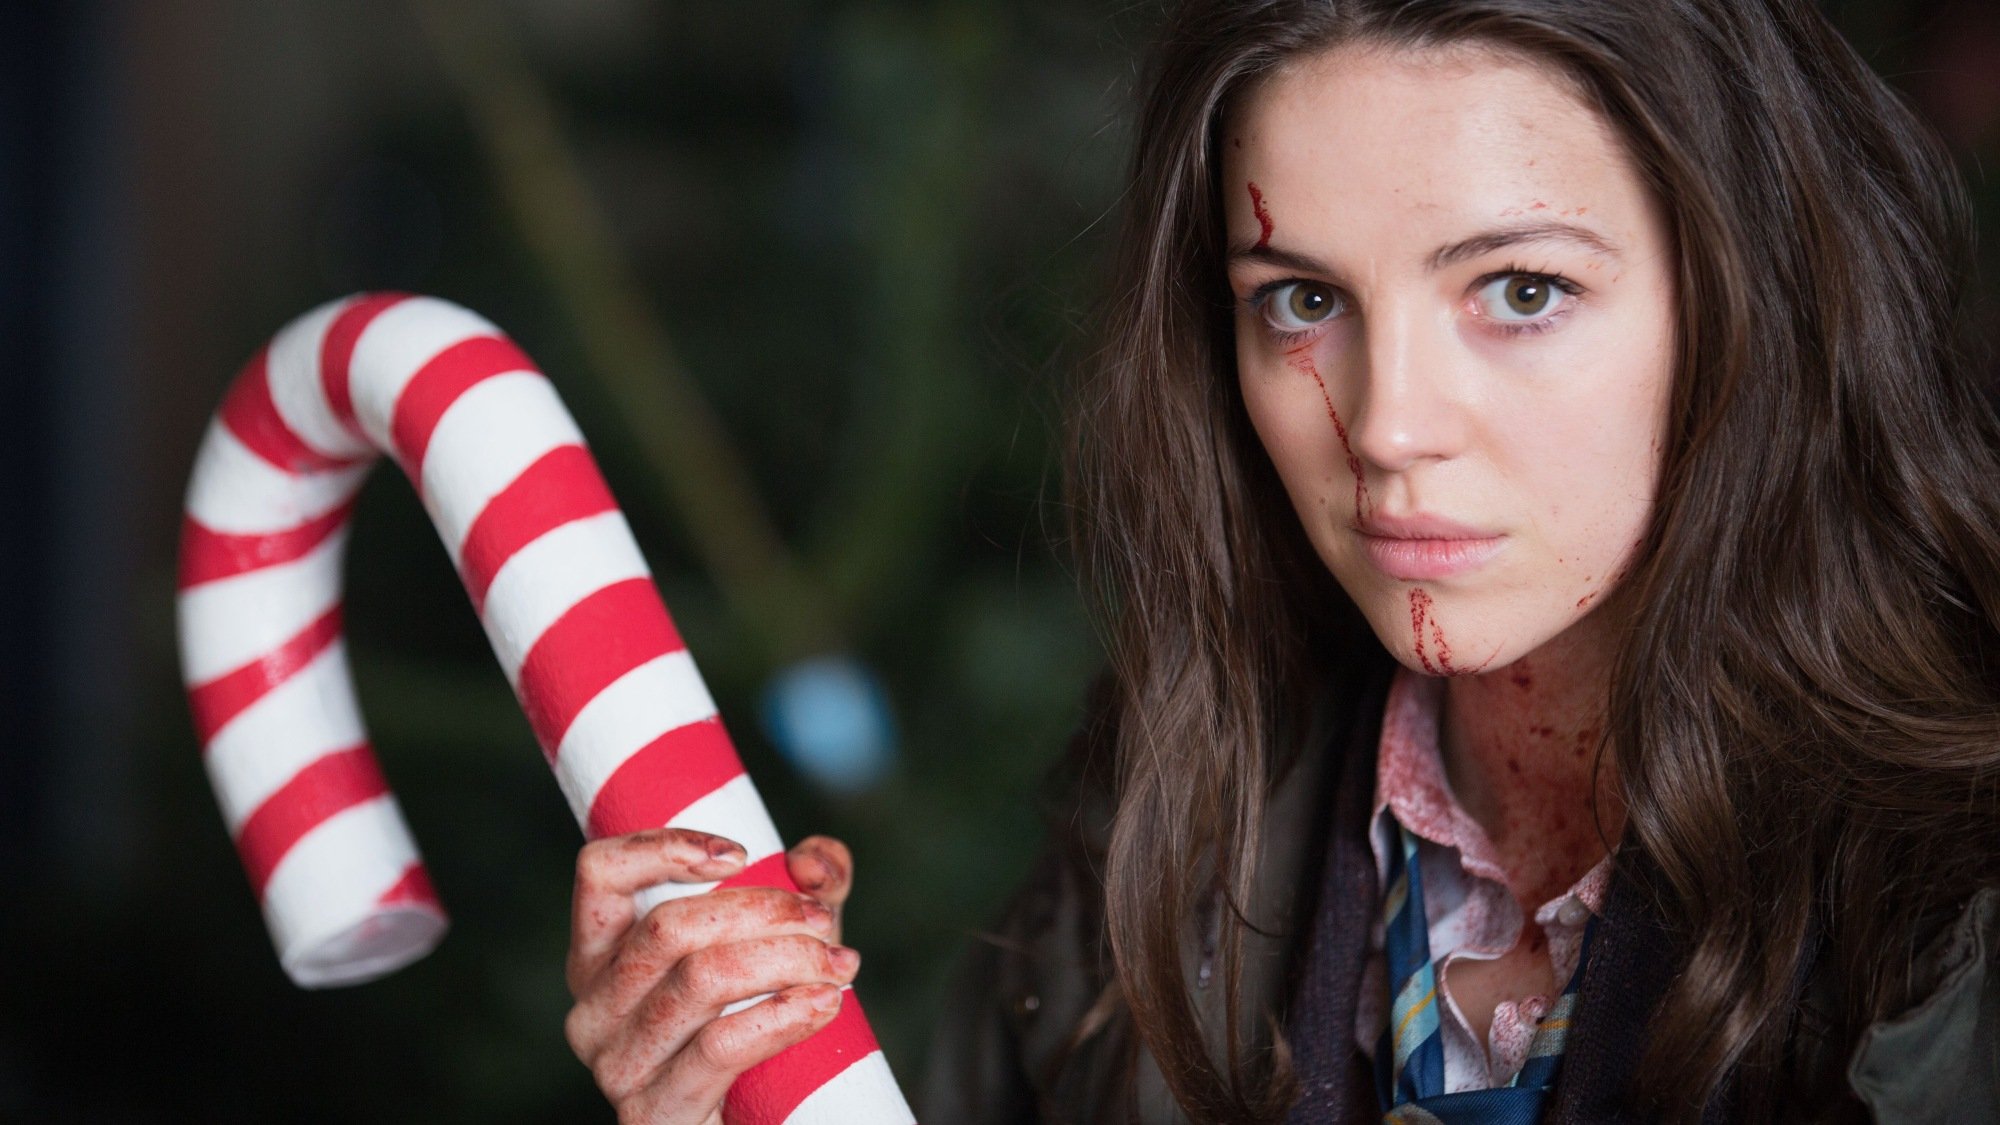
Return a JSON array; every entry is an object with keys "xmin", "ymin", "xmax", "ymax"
[
  {"xmin": 1355, "ymin": 512, "xmax": 1505, "ymax": 580},
  {"xmin": 1356, "ymin": 512, "xmax": 1495, "ymax": 540}
]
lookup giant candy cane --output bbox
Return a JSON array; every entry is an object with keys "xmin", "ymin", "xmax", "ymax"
[{"xmin": 177, "ymin": 293, "xmax": 915, "ymax": 1124}]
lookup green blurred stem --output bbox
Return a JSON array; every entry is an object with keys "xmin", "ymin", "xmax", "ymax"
[
  {"xmin": 806, "ymin": 6, "xmax": 993, "ymax": 627},
  {"xmin": 412, "ymin": 0, "xmax": 835, "ymax": 663}
]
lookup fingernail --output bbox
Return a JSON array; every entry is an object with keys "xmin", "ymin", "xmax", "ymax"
[
  {"xmin": 802, "ymin": 899, "xmax": 834, "ymax": 934},
  {"xmin": 706, "ymin": 837, "xmax": 745, "ymax": 864},
  {"xmin": 829, "ymin": 945, "xmax": 861, "ymax": 976},
  {"xmin": 792, "ymin": 852, "xmax": 832, "ymax": 888},
  {"xmin": 808, "ymin": 986, "xmax": 842, "ymax": 1013}
]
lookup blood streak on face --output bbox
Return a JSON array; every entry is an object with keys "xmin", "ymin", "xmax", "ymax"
[
  {"xmin": 1286, "ymin": 346, "xmax": 1370, "ymax": 520},
  {"xmin": 1247, "ymin": 181, "xmax": 1274, "ymax": 248},
  {"xmin": 1410, "ymin": 589, "xmax": 1431, "ymax": 672},
  {"xmin": 1409, "ymin": 588, "xmax": 1440, "ymax": 674},
  {"xmin": 1408, "ymin": 586, "xmax": 1489, "ymax": 676},
  {"xmin": 1430, "ymin": 607, "xmax": 1460, "ymax": 673}
]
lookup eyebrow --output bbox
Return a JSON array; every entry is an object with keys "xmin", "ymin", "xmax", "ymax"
[
  {"xmin": 1427, "ymin": 220, "xmax": 1623, "ymax": 270},
  {"xmin": 1226, "ymin": 219, "xmax": 1623, "ymax": 274}
]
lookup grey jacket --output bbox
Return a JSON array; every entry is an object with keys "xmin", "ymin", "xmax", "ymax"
[{"xmin": 920, "ymin": 664, "xmax": 2000, "ymax": 1123}]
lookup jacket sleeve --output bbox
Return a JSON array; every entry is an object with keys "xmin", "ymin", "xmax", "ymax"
[
  {"xmin": 1845, "ymin": 887, "xmax": 2000, "ymax": 1124},
  {"xmin": 915, "ymin": 848, "xmax": 1062, "ymax": 1125},
  {"xmin": 917, "ymin": 676, "xmax": 1149, "ymax": 1124}
]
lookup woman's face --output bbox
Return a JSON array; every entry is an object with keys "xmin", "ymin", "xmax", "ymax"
[{"xmin": 1225, "ymin": 44, "xmax": 1676, "ymax": 677}]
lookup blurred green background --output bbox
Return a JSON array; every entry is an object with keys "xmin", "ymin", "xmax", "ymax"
[{"xmin": 1, "ymin": 0, "xmax": 1996, "ymax": 1120}]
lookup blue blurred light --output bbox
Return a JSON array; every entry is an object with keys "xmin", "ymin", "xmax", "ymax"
[{"xmin": 759, "ymin": 655, "xmax": 897, "ymax": 794}]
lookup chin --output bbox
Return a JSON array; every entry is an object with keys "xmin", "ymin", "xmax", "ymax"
[{"xmin": 1348, "ymin": 582, "xmax": 1539, "ymax": 679}]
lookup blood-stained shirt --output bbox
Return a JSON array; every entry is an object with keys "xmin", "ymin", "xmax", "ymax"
[{"xmin": 1353, "ymin": 668, "xmax": 1612, "ymax": 1092}]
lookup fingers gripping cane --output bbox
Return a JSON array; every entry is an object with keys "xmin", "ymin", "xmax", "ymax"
[{"xmin": 176, "ymin": 294, "xmax": 916, "ymax": 1124}]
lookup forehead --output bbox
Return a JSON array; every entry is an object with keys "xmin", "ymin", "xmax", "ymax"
[{"xmin": 1227, "ymin": 44, "xmax": 1647, "ymax": 249}]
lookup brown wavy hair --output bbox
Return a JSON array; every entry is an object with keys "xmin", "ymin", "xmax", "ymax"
[{"xmin": 1066, "ymin": 0, "xmax": 2000, "ymax": 1120}]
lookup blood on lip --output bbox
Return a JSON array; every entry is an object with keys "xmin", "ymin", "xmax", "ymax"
[{"xmin": 1360, "ymin": 531, "xmax": 1506, "ymax": 587}]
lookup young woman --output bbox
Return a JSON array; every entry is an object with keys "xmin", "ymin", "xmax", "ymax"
[{"xmin": 562, "ymin": 0, "xmax": 2000, "ymax": 1121}]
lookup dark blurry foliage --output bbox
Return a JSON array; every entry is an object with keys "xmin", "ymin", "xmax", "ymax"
[{"xmin": 0, "ymin": 0, "xmax": 1994, "ymax": 1121}]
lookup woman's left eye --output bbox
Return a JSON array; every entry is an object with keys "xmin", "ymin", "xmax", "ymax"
[{"xmin": 1472, "ymin": 272, "xmax": 1581, "ymax": 329}]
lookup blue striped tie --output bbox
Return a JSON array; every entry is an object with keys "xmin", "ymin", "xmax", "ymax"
[{"xmin": 1374, "ymin": 818, "xmax": 1596, "ymax": 1124}]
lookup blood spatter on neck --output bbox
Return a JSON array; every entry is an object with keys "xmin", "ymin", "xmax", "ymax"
[
  {"xmin": 1440, "ymin": 644, "xmax": 1625, "ymax": 910},
  {"xmin": 1508, "ymin": 656, "xmax": 1533, "ymax": 692}
]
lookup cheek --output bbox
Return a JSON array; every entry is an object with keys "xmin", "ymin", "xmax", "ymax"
[
  {"xmin": 1524, "ymin": 406, "xmax": 1657, "ymax": 519},
  {"xmin": 1514, "ymin": 331, "xmax": 1671, "ymax": 595},
  {"xmin": 1239, "ymin": 363, "xmax": 1330, "ymax": 500}
]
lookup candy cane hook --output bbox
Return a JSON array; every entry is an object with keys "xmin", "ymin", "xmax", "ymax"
[{"xmin": 177, "ymin": 293, "xmax": 914, "ymax": 1124}]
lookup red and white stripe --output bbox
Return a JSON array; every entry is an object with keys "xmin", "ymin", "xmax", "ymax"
[{"xmin": 177, "ymin": 293, "xmax": 913, "ymax": 1124}]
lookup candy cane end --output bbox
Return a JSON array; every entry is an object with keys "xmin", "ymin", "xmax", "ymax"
[{"xmin": 281, "ymin": 902, "xmax": 449, "ymax": 989}]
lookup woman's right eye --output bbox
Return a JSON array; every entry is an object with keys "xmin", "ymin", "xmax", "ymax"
[{"xmin": 1258, "ymin": 281, "xmax": 1345, "ymax": 335}]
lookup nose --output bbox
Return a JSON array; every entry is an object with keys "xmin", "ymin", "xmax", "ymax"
[{"xmin": 1346, "ymin": 300, "xmax": 1470, "ymax": 472}]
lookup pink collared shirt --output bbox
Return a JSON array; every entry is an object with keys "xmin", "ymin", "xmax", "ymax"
[{"xmin": 1354, "ymin": 668, "xmax": 1612, "ymax": 1092}]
